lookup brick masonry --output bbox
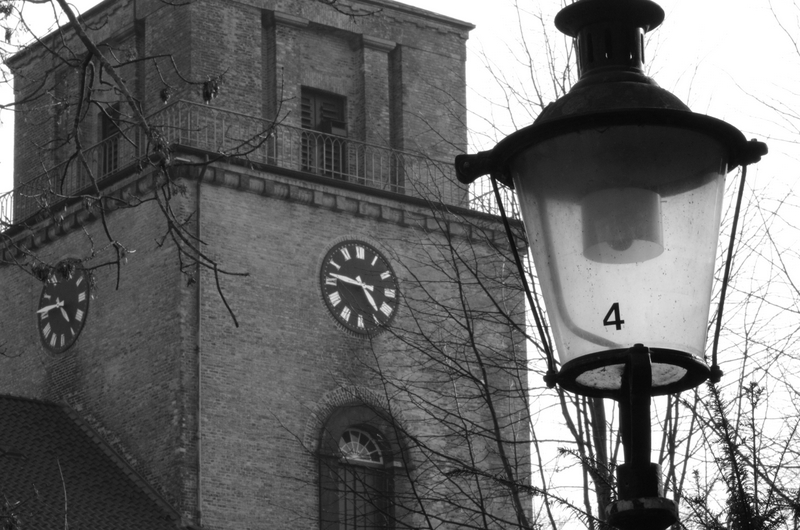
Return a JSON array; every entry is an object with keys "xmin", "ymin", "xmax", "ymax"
[{"xmin": 1, "ymin": 1, "xmax": 529, "ymax": 529}]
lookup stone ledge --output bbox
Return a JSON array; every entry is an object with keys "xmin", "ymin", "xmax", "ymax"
[{"xmin": 1, "ymin": 159, "xmax": 510, "ymax": 262}]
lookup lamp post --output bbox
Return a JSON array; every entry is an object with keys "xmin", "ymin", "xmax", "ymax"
[{"xmin": 455, "ymin": 0, "xmax": 767, "ymax": 528}]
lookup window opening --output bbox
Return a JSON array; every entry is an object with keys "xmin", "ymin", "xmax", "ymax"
[
  {"xmin": 301, "ymin": 88, "xmax": 347, "ymax": 179},
  {"xmin": 321, "ymin": 424, "xmax": 393, "ymax": 530},
  {"xmin": 99, "ymin": 103, "xmax": 121, "ymax": 176},
  {"xmin": 337, "ymin": 429, "xmax": 387, "ymax": 530}
]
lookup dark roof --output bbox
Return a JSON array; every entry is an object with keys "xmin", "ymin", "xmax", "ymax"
[{"xmin": 0, "ymin": 395, "xmax": 179, "ymax": 529}]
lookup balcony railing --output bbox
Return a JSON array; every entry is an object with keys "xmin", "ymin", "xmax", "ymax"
[{"xmin": 0, "ymin": 100, "xmax": 512, "ymax": 230}]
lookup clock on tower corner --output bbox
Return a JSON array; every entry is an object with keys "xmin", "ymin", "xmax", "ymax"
[{"xmin": 35, "ymin": 260, "xmax": 91, "ymax": 354}]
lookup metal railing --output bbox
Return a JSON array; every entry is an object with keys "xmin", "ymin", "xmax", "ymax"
[{"xmin": 1, "ymin": 100, "xmax": 509, "ymax": 229}]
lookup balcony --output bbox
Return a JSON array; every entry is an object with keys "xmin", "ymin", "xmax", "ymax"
[{"xmin": 0, "ymin": 100, "xmax": 513, "ymax": 231}]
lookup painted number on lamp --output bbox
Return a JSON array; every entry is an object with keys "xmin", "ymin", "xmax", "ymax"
[{"xmin": 603, "ymin": 303, "xmax": 625, "ymax": 330}]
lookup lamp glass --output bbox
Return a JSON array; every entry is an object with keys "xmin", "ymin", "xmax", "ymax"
[{"xmin": 510, "ymin": 124, "xmax": 727, "ymax": 392}]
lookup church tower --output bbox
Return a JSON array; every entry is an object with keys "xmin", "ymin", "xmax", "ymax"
[{"xmin": 0, "ymin": 1, "xmax": 529, "ymax": 529}]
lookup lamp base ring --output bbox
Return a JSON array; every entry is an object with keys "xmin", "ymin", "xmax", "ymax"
[{"xmin": 557, "ymin": 347, "xmax": 709, "ymax": 398}]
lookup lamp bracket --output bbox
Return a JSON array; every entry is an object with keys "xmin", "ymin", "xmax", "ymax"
[{"xmin": 454, "ymin": 151, "xmax": 514, "ymax": 188}]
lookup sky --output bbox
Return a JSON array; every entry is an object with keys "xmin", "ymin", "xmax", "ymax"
[{"xmin": 398, "ymin": 0, "xmax": 798, "ymax": 181}]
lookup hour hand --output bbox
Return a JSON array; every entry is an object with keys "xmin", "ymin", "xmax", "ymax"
[{"xmin": 362, "ymin": 287, "xmax": 378, "ymax": 311}]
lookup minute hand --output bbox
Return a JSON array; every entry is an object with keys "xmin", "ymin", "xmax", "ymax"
[{"xmin": 328, "ymin": 273, "xmax": 362, "ymax": 286}]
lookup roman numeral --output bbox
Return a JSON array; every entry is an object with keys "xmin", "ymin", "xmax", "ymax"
[
  {"xmin": 380, "ymin": 271, "xmax": 391, "ymax": 280},
  {"xmin": 380, "ymin": 302, "xmax": 392, "ymax": 317},
  {"xmin": 371, "ymin": 256, "xmax": 378, "ymax": 266},
  {"xmin": 42, "ymin": 323, "xmax": 52, "ymax": 338},
  {"xmin": 78, "ymin": 292, "xmax": 86, "ymax": 303},
  {"xmin": 340, "ymin": 248, "xmax": 351, "ymax": 261},
  {"xmin": 75, "ymin": 309, "xmax": 84, "ymax": 322},
  {"xmin": 385, "ymin": 289, "xmax": 395, "ymax": 299},
  {"xmin": 326, "ymin": 276, "xmax": 337, "ymax": 286},
  {"xmin": 75, "ymin": 276, "xmax": 83, "ymax": 286},
  {"xmin": 356, "ymin": 246, "xmax": 365, "ymax": 260},
  {"xmin": 329, "ymin": 260, "xmax": 341, "ymax": 271},
  {"xmin": 340, "ymin": 306, "xmax": 352, "ymax": 322},
  {"xmin": 329, "ymin": 292, "xmax": 341, "ymax": 307},
  {"xmin": 50, "ymin": 334, "xmax": 57, "ymax": 347},
  {"xmin": 357, "ymin": 315, "xmax": 364, "ymax": 328}
]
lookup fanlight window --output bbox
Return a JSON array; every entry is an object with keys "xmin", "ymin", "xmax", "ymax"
[{"xmin": 339, "ymin": 429, "xmax": 383, "ymax": 464}]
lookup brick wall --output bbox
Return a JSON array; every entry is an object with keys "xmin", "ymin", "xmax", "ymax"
[
  {"xmin": 10, "ymin": 0, "xmax": 472, "ymax": 206},
  {"xmin": 190, "ymin": 160, "xmax": 524, "ymax": 529},
  {"xmin": 0, "ymin": 173, "xmax": 196, "ymax": 510},
  {"xmin": 0, "ymin": 2, "xmax": 529, "ymax": 529}
]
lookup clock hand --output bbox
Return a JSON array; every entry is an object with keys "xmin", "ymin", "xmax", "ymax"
[
  {"xmin": 362, "ymin": 288, "xmax": 378, "ymax": 311},
  {"xmin": 60, "ymin": 307, "xmax": 70, "ymax": 322},
  {"xmin": 354, "ymin": 276, "xmax": 373, "ymax": 292},
  {"xmin": 37, "ymin": 298, "xmax": 64, "ymax": 314},
  {"xmin": 355, "ymin": 276, "xmax": 379, "ymax": 311},
  {"xmin": 328, "ymin": 273, "xmax": 362, "ymax": 286}
]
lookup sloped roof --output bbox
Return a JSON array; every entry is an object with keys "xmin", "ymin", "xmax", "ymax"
[{"xmin": 0, "ymin": 395, "xmax": 179, "ymax": 529}]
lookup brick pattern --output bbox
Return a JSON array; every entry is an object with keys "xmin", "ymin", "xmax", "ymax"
[
  {"xmin": 0, "ymin": 1, "xmax": 526, "ymax": 530},
  {"xmin": 301, "ymin": 385, "xmax": 408, "ymax": 452},
  {"xmin": 12, "ymin": 0, "xmax": 472, "ymax": 205}
]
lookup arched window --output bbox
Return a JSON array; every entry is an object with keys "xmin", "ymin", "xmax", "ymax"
[{"xmin": 319, "ymin": 406, "xmax": 398, "ymax": 530}]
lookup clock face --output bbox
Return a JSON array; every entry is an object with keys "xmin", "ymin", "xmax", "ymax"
[
  {"xmin": 320, "ymin": 240, "xmax": 399, "ymax": 336},
  {"xmin": 36, "ymin": 262, "xmax": 91, "ymax": 354}
]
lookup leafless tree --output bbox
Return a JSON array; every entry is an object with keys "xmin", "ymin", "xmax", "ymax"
[{"xmin": 284, "ymin": 1, "xmax": 800, "ymax": 529}]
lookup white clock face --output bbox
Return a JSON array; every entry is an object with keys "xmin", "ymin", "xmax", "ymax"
[{"xmin": 320, "ymin": 240, "xmax": 399, "ymax": 336}]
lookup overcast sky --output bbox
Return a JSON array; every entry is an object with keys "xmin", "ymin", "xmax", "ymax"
[{"xmin": 400, "ymin": 0, "xmax": 798, "ymax": 181}]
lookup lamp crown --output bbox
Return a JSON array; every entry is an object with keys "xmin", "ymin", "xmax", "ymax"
[{"xmin": 555, "ymin": 0, "xmax": 664, "ymax": 80}]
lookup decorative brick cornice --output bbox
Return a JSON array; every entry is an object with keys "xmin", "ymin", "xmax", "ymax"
[
  {"xmin": 192, "ymin": 158, "xmax": 508, "ymax": 243},
  {"xmin": 1, "ymin": 156, "xmax": 512, "ymax": 262}
]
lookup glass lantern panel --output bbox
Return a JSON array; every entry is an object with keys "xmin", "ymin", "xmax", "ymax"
[{"xmin": 510, "ymin": 125, "xmax": 727, "ymax": 391}]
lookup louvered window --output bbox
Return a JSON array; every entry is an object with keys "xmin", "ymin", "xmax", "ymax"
[{"xmin": 301, "ymin": 88, "xmax": 347, "ymax": 178}]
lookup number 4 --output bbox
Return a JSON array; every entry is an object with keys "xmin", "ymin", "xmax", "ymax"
[{"xmin": 603, "ymin": 303, "xmax": 625, "ymax": 330}]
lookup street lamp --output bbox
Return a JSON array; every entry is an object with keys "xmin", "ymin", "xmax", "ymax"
[{"xmin": 455, "ymin": 0, "xmax": 767, "ymax": 528}]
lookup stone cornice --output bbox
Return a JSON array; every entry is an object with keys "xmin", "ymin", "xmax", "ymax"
[
  {"xmin": 191, "ymin": 157, "xmax": 509, "ymax": 243},
  {"xmin": 1, "ymin": 154, "xmax": 515, "ymax": 263}
]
